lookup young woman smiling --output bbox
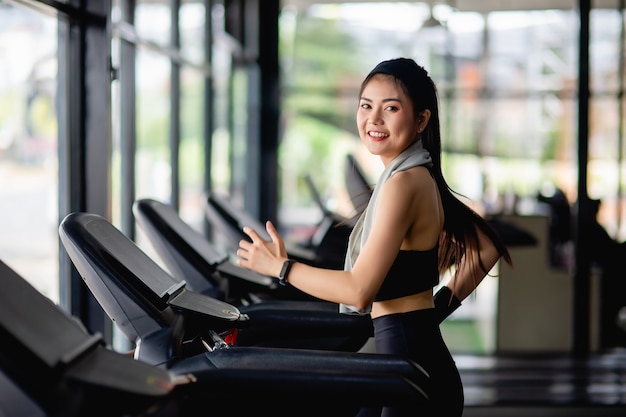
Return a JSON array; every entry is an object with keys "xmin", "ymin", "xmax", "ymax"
[{"xmin": 237, "ymin": 57, "xmax": 512, "ymax": 417}]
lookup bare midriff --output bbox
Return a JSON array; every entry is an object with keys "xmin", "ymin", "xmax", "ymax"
[{"xmin": 371, "ymin": 289, "xmax": 434, "ymax": 319}]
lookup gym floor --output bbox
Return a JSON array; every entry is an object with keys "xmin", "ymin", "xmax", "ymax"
[
  {"xmin": 450, "ymin": 319, "xmax": 626, "ymax": 416},
  {"xmin": 360, "ymin": 319, "xmax": 626, "ymax": 416},
  {"xmin": 459, "ymin": 348, "xmax": 626, "ymax": 416}
]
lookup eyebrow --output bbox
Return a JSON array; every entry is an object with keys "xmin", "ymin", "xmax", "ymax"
[{"xmin": 359, "ymin": 96, "xmax": 403, "ymax": 103}]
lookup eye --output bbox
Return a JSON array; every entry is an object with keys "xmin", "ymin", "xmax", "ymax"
[
  {"xmin": 360, "ymin": 103, "xmax": 371, "ymax": 110},
  {"xmin": 385, "ymin": 105, "xmax": 399, "ymax": 112}
]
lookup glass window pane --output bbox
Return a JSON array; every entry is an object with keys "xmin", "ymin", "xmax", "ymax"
[
  {"xmin": 210, "ymin": 44, "xmax": 234, "ymax": 194},
  {"xmin": 179, "ymin": 1, "xmax": 207, "ymax": 229},
  {"xmin": 135, "ymin": 0, "xmax": 171, "ymax": 47},
  {"xmin": 0, "ymin": 4, "xmax": 59, "ymax": 303},
  {"xmin": 135, "ymin": 48, "xmax": 171, "ymax": 203},
  {"xmin": 180, "ymin": 65, "xmax": 206, "ymax": 228},
  {"xmin": 588, "ymin": 5, "xmax": 626, "ymax": 239},
  {"xmin": 180, "ymin": 1, "xmax": 205, "ymax": 63}
]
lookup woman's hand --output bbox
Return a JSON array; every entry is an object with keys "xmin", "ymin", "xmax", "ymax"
[{"xmin": 237, "ymin": 220, "xmax": 288, "ymax": 277}]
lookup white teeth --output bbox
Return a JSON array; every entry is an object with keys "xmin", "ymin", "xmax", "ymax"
[{"xmin": 370, "ymin": 131, "xmax": 388, "ymax": 138}]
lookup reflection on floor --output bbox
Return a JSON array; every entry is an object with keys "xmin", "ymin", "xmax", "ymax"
[
  {"xmin": 459, "ymin": 349, "xmax": 626, "ymax": 399},
  {"xmin": 445, "ymin": 320, "xmax": 626, "ymax": 416},
  {"xmin": 360, "ymin": 318, "xmax": 626, "ymax": 415}
]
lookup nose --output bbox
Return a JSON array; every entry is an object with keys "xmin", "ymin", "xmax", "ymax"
[{"xmin": 370, "ymin": 108, "xmax": 383, "ymax": 125}]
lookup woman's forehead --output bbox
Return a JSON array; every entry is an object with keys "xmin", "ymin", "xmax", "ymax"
[
  {"xmin": 362, "ymin": 76, "xmax": 410, "ymax": 101},
  {"xmin": 364, "ymin": 75, "xmax": 404, "ymax": 92}
]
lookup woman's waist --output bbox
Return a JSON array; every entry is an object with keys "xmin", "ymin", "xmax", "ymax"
[{"xmin": 371, "ymin": 290, "xmax": 434, "ymax": 319}]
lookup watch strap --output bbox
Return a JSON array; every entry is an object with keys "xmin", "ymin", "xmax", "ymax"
[{"xmin": 278, "ymin": 259, "xmax": 295, "ymax": 286}]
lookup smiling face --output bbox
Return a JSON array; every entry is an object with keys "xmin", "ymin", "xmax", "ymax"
[{"xmin": 357, "ymin": 74, "xmax": 427, "ymax": 166}]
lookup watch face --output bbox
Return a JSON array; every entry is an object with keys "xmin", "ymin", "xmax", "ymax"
[{"xmin": 278, "ymin": 259, "xmax": 294, "ymax": 285}]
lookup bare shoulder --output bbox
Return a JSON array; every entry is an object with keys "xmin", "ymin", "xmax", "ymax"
[
  {"xmin": 386, "ymin": 165, "xmax": 435, "ymax": 195},
  {"xmin": 384, "ymin": 166, "xmax": 443, "ymax": 249},
  {"xmin": 378, "ymin": 166, "xmax": 438, "ymax": 217}
]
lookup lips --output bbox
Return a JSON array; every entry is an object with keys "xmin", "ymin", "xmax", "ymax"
[{"xmin": 368, "ymin": 131, "xmax": 389, "ymax": 140}]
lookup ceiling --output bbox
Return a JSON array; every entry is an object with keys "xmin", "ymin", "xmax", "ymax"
[{"xmin": 283, "ymin": 0, "xmax": 621, "ymax": 13}]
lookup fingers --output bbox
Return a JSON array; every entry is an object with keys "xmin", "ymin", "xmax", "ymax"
[
  {"xmin": 237, "ymin": 230, "xmax": 252, "ymax": 267},
  {"xmin": 238, "ymin": 226, "xmax": 265, "ymax": 268},
  {"xmin": 237, "ymin": 223, "xmax": 282, "ymax": 274},
  {"xmin": 236, "ymin": 241, "xmax": 251, "ymax": 269},
  {"xmin": 265, "ymin": 220, "xmax": 280, "ymax": 242},
  {"xmin": 236, "ymin": 245, "xmax": 247, "ymax": 259},
  {"xmin": 238, "ymin": 238, "xmax": 251, "ymax": 250},
  {"xmin": 242, "ymin": 225, "xmax": 265, "ymax": 243}
]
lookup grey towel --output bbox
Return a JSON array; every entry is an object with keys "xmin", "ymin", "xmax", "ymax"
[{"xmin": 340, "ymin": 140, "xmax": 433, "ymax": 315}]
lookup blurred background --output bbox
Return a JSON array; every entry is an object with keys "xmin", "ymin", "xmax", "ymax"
[{"xmin": 0, "ymin": 0, "xmax": 624, "ymax": 356}]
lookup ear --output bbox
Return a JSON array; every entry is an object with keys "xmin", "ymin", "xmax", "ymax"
[{"xmin": 417, "ymin": 109, "xmax": 431, "ymax": 133}]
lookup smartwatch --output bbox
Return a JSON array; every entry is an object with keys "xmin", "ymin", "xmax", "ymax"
[{"xmin": 278, "ymin": 259, "xmax": 295, "ymax": 286}]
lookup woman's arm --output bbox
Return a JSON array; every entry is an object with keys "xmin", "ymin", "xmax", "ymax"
[
  {"xmin": 237, "ymin": 169, "xmax": 429, "ymax": 310},
  {"xmin": 434, "ymin": 225, "xmax": 503, "ymax": 322},
  {"xmin": 238, "ymin": 221, "xmax": 367, "ymax": 307},
  {"xmin": 448, "ymin": 225, "xmax": 502, "ymax": 300}
]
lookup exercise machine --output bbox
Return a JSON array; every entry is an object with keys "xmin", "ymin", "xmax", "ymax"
[
  {"xmin": 205, "ymin": 189, "xmax": 350, "ymax": 270},
  {"xmin": 57, "ymin": 213, "xmax": 430, "ymax": 414},
  {"xmin": 0, "ymin": 257, "xmax": 427, "ymax": 416},
  {"xmin": 63, "ymin": 210, "xmax": 371, "ymax": 352}
]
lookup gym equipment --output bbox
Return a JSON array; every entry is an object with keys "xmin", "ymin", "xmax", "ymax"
[
  {"xmin": 344, "ymin": 153, "xmax": 373, "ymax": 216},
  {"xmin": 57, "ymin": 213, "xmax": 430, "ymax": 415},
  {"xmin": 0, "ymin": 257, "xmax": 428, "ymax": 416},
  {"xmin": 0, "ymin": 258, "xmax": 173, "ymax": 416},
  {"xmin": 205, "ymin": 188, "xmax": 351, "ymax": 270},
  {"xmin": 134, "ymin": 197, "xmax": 310, "ymax": 302},
  {"xmin": 69, "ymin": 207, "xmax": 371, "ymax": 352},
  {"xmin": 133, "ymin": 197, "xmax": 372, "ymax": 351}
]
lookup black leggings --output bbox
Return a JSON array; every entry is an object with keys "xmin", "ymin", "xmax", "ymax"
[{"xmin": 356, "ymin": 308, "xmax": 464, "ymax": 417}]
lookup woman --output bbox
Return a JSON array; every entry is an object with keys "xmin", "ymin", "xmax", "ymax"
[{"xmin": 236, "ymin": 57, "xmax": 512, "ymax": 416}]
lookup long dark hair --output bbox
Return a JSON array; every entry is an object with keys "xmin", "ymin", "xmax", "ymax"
[{"xmin": 361, "ymin": 58, "xmax": 512, "ymax": 281}]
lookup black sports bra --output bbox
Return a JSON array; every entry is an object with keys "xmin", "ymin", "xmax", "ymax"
[{"xmin": 374, "ymin": 246, "xmax": 439, "ymax": 302}]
